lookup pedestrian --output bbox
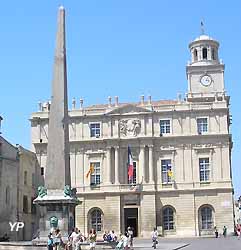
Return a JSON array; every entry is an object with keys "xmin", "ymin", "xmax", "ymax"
[
  {"xmin": 214, "ymin": 226, "xmax": 218, "ymax": 238},
  {"xmin": 53, "ymin": 229, "xmax": 63, "ymax": 250},
  {"xmin": 89, "ymin": 229, "xmax": 97, "ymax": 250},
  {"xmin": 151, "ymin": 227, "xmax": 158, "ymax": 249},
  {"xmin": 47, "ymin": 234, "xmax": 54, "ymax": 250},
  {"xmin": 69, "ymin": 227, "xmax": 77, "ymax": 249},
  {"xmin": 126, "ymin": 227, "xmax": 134, "ymax": 249},
  {"xmin": 223, "ymin": 226, "xmax": 227, "ymax": 238},
  {"xmin": 236, "ymin": 224, "xmax": 241, "ymax": 239}
]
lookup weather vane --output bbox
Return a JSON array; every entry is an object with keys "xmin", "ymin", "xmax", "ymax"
[{"xmin": 200, "ymin": 20, "xmax": 205, "ymax": 35}]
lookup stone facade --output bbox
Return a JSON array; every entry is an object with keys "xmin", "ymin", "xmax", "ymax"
[
  {"xmin": 31, "ymin": 34, "xmax": 234, "ymax": 237},
  {"xmin": 0, "ymin": 136, "xmax": 42, "ymax": 240},
  {"xmin": 17, "ymin": 146, "xmax": 43, "ymax": 240},
  {"xmin": 0, "ymin": 136, "xmax": 19, "ymax": 240}
]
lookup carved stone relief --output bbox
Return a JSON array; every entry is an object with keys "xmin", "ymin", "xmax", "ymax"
[{"xmin": 119, "ymin": 119, "xmax": 141, "ymax": 137}]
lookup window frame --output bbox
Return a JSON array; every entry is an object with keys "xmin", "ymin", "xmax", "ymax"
[
  {"xmin": 199, "ymin": 158, "xmax": 210, "ymax": 182},
  {"xmin": 160, "ymin": 119, "xmax": 171, "ymax": 135},
  {"xmin": 161, "ymin": 159, "xmax": 172, "ymax": 184},
  {"xmin": 23, "ymin": 195, "xmax": 28, "ymax": 214},
  {"xmin": 90, "ymin": 209, "xmax": 102, "ymax": 233},
  {"xmin": 202, "ymin": 47, "xmax": 208, "ymax": 60},
  {"xmin": 24, "ymin": 171, "xmax": 27, "ymax": 185},
  {"xmin": 200, "ymin": 206, "xmax": 213, "ymax": 230},
  {"xmin": 128, "ymin": 161, "xmax": 137, "ymax": 185},
  {"xmin": 197, "ymin": 117, "xmax": 208, "ymax": 134},
  {"xmin": 163, "ymin": 207, "xmax": 175, "ymax": 231},
  {"xmin": 89, "ymin": 122, "xmax": 101, "ymax": 138},
  {"xmin": 90, "ymin": 162, "xmax": 101, "ymax": 186}
]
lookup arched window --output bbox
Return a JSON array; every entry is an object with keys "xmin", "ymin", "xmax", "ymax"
[
  {"xmin": 163, "ymin": 207, "xmax": 175, "ymax": 230},
  {"xmin": 5, "ymin": 186, "xmax": 10, "ymax": 205},
  {"xmin": 90, "ymin": 209, "xmax": 102, "ymax": 232},
  {"xmin": 200, "ymin": 206, "xmax": 213, "ymax": 229},
  {"xmin": 202, "ymin": 47, "xmax": 208, "ymax": 60},
  {"xmin": 194, "ymin": 49, "xmax": 198, "ymax": 61}
]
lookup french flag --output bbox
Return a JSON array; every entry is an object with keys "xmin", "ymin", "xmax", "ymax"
[{"xmin": 127, "ymin": 146, "xmax": 134, "ymax": 181}]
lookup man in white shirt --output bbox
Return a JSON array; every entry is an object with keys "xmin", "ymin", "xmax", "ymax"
[{"xmin": 70, "ymin": 228, "xmax": 80, "ymax": 250}]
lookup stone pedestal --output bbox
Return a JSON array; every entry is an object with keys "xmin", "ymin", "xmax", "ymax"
[{"xmin": 33, "ymin": 189, "xmax": 79, "ymax": 243}]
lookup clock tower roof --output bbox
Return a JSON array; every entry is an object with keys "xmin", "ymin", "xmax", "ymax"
[{"xmin": 188, "ymin": 33, "xmax": 220, "ymax": 66}]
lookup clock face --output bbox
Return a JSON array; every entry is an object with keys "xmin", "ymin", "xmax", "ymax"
[{"xmin": 200, "ymin": 75, "xmax": 212, "ymax": 86}]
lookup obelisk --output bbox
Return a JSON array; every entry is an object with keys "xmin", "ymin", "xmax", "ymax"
[
  {"xmin": 33, "ymin": 6, "xmax": 79, "ymax": 243},
  {"xmin": 44, "ymin": 5, "xmax": 70, "ymax": 190}
]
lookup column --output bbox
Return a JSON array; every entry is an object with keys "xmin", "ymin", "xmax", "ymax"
[
  {"xmin": 114, "ymin": 146, "xmax": 120, "ymax": 184},
  {"xmin": 106, "ymin": 147, "xmax": 112, "ymax": 184},
  {"xmin": 140, "ymin": 145, "xmax": 146, "ymax": 183},
  {"xmin": 149, "ymin": 145, "xmax": 154, "ymax": 183}
]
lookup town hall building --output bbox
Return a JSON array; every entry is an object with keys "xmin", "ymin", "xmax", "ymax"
[{"xmin": 31, "ymin": 33, "xmax": 234, "ymax": 237}]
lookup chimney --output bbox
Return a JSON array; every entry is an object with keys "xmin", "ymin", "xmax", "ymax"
[
  {"xmin": 140, "ymin": 95, "xmax": 145, "ymax": 105},
  {"xmin": 72, "ymin": 98, "xmax": 76, "ymax": 109},
  {"xmin": 115, "ymin": 96, "xmax": 119, "ymax": 107},
  {"xmin": 177, "ymin": 93, "xmax": 182, "ymax": 103},
  {"xmin": 108, "ymin": 96, "xmax": 112, "ymax": 107},
  {"xmin": 80, "ymin": 99, "xmax": 83, "ymax": 109},
  {"xmin": 148, "ymin": 95, "xmax": 152, "ymax": 105}
]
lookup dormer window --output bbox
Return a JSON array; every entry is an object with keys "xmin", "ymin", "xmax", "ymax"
[{"xmin": 202, "ymin": 47, "xmax": 208, "ymax": 60}]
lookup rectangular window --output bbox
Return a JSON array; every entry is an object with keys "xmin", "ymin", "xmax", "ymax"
[
  {"xmin": 128, "ymin": 161, "xmax": 137, "ymax": 185},
  {"xmin": 90, "ymin": 123, "xmax": 101, "ymax": 137},
  {"xmin": 41, "ymin": 167, "xmax": 44, "ymax": 176},
  {"xmin": 23, "ymin": 195, "xmax": 28, "ymax": 214},
  {"xmin": 24, "ymin": 171, "xmax": 27, "ymax": 185},
  {"xmin": 197, "ymin": 118, "xmax": 208, "ymax": 134},
  {"xmin": 90, "ymin": 162, "xmax": 101, "ymax": 186},
  {"xmin": 199, "ymin": 158, "xmax": 210, "ymax": 182},
  {"xmin": 160, "ymin": 120, "xmax": 171, "ymax": 134},
  {"xmin": 161, "ymin": 159, "xmax": 172, "ymax": 184}
]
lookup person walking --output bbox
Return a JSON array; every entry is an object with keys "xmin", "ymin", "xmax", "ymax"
[
  {"xmin": 126, "ymin": 227, "xmax": 134, "ymax": 249},
  {"xmin": 223, "ymin": 226, "xmax": 227, "ymax": 238},
  {"xmin": 214, "ymin": 226, "xmax": 218, "ymax": 238},
  {"xmin": 151, "ymin": 227, "xmax": 158, "ymax": 249}
]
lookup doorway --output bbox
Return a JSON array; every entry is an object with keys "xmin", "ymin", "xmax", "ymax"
[{"xmin": 124, "ymin": 208, "xmax": 138, "ymax": 237}]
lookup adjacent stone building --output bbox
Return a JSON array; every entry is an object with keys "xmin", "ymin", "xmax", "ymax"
[
  {"xmin": 0, "ymin": 136, "xmax": 42, "ymax": 240},
  {"xmin": 31, "ymin": 33, "xmax": 234, "ymax": 237}
]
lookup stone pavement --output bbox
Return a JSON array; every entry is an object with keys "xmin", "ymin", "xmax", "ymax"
[{"xmin": 2, "ymin": 237, "xmax": 241, "ymax": 250}]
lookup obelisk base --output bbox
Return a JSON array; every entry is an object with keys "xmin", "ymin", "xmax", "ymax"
[{"xmin": 33, "ymin": 190, "xmax": 80, "ymax": 244}]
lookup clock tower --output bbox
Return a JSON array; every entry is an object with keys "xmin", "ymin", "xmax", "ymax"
[{"xmin": 186, "ymin": 34, "xmax": 226, "ymax": 102}]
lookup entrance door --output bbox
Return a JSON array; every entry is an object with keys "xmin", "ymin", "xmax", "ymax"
[{"xmin": 124, "ymin": 208, "xmax": 138, "ymax": 237}]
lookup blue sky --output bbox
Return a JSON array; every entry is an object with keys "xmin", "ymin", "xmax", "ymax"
[{"xmin": 0, "ymin": 1, "xmax": 240, "ymax": 196}]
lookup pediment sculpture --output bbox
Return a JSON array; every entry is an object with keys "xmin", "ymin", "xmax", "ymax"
[{"xmin": 119, "ymin": 119, "xmax": 141, "ymax": 137}]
